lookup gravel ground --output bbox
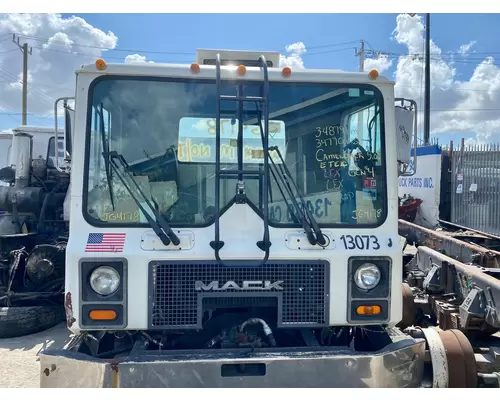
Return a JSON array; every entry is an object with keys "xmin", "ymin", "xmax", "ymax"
[{"xmin": 0, "ymin": 322, "xmax": 71, "ymax": 388}]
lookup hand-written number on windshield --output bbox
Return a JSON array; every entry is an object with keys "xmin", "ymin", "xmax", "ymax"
[
  {"xmin": 352, "ymin": 208, "xmax": 382, "ymax": 220},
  {"xmin": 316, "ymin": 126, "xmax": 346, "ymax": 138},
  {"xmin": 101, "ymin": 211, "xmax": 140, "ymax": 222},
  {"xmin": 340, "ymin": 235, "xmax": 380, "ymax": 250},
  {"xmin": 270, "ymin": 197, "xmax": 333, "ymax": 222}
]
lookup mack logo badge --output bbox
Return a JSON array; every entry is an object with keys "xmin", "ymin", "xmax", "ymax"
[{"xmin": 195, "ymin": 280, "xmax": 284, "ymax": 291}]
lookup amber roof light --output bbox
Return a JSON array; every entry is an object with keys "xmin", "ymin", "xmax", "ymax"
[
  {"xmin": 190, "ymin": 63, "xmax": 201, "ymax": 74},
  {"xmin": 95, "ymin": 59, "xmax": 107, "ymax": 70},
  {"xmin": 236, "ymin": 65, "xmax": 247, "ymax": 76},
  {"xmin": 368, "ymin": 69, "xmax": 379, "ymax": 80}
]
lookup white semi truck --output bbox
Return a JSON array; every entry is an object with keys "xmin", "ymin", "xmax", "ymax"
[{"xmin": 28, "ymin": 48, "xmax": 483, "ymax": 387}]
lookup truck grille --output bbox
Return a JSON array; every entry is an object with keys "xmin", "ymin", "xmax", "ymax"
[{"xmin": 148, "ymin": 260, "xmax": 330, "ymax": 329}]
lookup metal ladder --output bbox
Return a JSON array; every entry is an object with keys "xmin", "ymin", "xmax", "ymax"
[{"xmin": 209, "ymin": 53, "xmax": 272, "ymax": 265}]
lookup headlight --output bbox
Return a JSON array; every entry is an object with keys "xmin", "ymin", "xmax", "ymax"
[
  {"xmin": 90, "ymin": 266, "xmax": 120, "ymax": 295},
  {"xmin": 354, "ymin": 263, "xmax": 381, "ymax": 290}
]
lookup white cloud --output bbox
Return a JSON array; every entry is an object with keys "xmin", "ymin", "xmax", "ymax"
[
  {"xmin": 285, "ymin": 42, "xmax": 306, "ymax": 56},
  {"xmin": 1, "ymin": 13, "xmax": 498, "ymax": 145},
  {"xmin": 364, "ymin": 54, "xmax": 393, "ymax": 73},
  {"xmin": 391, "ymin": 13, "xmax": 500, "ymax": 144},
  {"xmin": 459, "ymin": 40, "xmax": 476, "ymax": 57},
  {"xmin": 0, "ymin": 13, "xmax": 117, "ymax": 125},
  {"xmin": 124, "ymin": 53, "xmax": 154, "ymax": 64},
  {"xmin": 280, "ymin": 41, "xmax": 306, "ymax": 69}
]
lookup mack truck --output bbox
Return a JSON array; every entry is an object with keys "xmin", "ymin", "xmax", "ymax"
[{"xmin": 31, "ymin": 48, "xmax": 481, "ymax": 388}]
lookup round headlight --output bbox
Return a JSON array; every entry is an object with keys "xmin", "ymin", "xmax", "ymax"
[
  {"xmin": 354, "ymin": 263, "xmax": 381, "ymax": 290},
  {"xmin": 90, "ymin": 266, "xmax": 120, "ymax": 295}
]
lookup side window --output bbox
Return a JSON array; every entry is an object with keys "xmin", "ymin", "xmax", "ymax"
[
  {"xmin": 46, "ymin": 136, "xmax": 65, "ymax": 168},
  {"xmin": 346, "ymin": 105, "xmax": 381, "ymax": 158}
]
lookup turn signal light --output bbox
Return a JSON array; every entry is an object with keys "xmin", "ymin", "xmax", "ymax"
[
  {"xmin": 95, "ymin": 59, "xmax": 107, "ymax": 70},
  {"xmin": 89, "ymin": 310, "xmax": 117, "ymax": 321},
  {"xmin": 356, "ymin": 305, "xmax": 381, "ymax": 315}
]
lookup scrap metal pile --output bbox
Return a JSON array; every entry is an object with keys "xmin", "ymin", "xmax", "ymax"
[{"xmin": 399, "ymin": 219, "xmax": 500, "ymax": 387}]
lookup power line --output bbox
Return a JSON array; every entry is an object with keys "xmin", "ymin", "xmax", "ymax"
[
  {"xmin": 15, "ymin": 33, "xmax": 362, "ymax": 55},
  {"xmin": 0, "ymin": 48, "xmax": 17, "ymax": 54},
  {"xmin": 12, "ymin": 33, "xmax": 195, "ymax": 56},
  {"xmin": 305, "ymin": 47, "xmax": 357, "ymax": 56},
  {"xmin": 305, "ymin": 40, "xmax": 361, "ymax": 50},
  {"xmin": 0, "ymin": 66, "xmax": 56, "ymax": 107}
]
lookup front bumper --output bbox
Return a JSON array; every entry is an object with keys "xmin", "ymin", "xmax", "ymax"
[{"xmin": 40, "ymin": 338, "xmax": 425, "ymax": 388}]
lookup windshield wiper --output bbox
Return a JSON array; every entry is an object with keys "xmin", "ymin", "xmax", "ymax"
[
  {"xmin": 103, "ymin": 150, "xmax": 180, "ymax": 246},
  {"xmin": 254, "ymin": 107, "xmax": 325, "ymax": 246},
  {"xmin": 269, "ymin": 146, "xmax": 327, "ymax": 246},
  {"xmin": 98, "ymin": 105, "xmax": 115, "ymax": 211}
]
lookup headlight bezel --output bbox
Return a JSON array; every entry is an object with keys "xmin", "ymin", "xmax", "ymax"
[
  {"xmin": 348, "ymin": 256, "xmax": 391, "ymax": 300},
  {"xmin": 353, "ymin": 263, "xmax": 381, "ymax": 291},
  {"xmin": 80, "ymin": 259, "xmax": 126, "ymax": 303},
  {"xmin": 89, "ymin": 265, "xmax": 121, "ymax": 296},
  {"xmin": 347, "ymin": 257, "xmax": 392, "ymax": 324}
]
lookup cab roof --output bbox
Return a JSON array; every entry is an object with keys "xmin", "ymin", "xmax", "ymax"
[{"xmin": 76, "ymin": 60, "xmax": 393, "ymax": 86}]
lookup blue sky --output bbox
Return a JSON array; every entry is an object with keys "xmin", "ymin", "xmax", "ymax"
[
  {"xmin": 69, "ymin": 13, "xmax": 500, "ymax": 73},
  {"xmin": 1, "ymin": 13, "xmax": 500, "ymax": 145}
]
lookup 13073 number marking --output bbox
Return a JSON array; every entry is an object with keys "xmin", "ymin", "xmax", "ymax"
[{"xmin": 340, "ymin": 234, "xmax": 380, "ymax": 250}]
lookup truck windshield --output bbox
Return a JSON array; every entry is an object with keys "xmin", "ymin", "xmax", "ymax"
[{"xmin": 83, "ymin": 77, "xmax": 386, "ymax": 228}]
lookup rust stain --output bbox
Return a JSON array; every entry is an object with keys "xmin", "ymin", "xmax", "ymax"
[
  {"xmin": 65, "ymin": 292, "xmax": 76, "ymax": 328},
  {"xmin": 110, "ymin": 362, "xmax": 119, "ymax": 388}
]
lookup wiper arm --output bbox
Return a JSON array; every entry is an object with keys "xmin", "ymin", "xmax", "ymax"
[
  {"xmin": 98, "ymin": 105, "xmax": 115, "ymax": 210},
  {"xmin": 267, "ymin": 161, "xmax": 317, "ymax": 244},
  {"xmin": 269, "ymin": 145, "xmax": 327, "ymax": 247},
  {"xmin": 104, "ymin": 151, "xmax": 180, "ymax": 246},
  {"xmin": 254, "ymin": 107, "xmax": 323, "ymax": 246}
]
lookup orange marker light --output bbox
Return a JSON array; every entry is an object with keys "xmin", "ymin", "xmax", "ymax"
[
  {"xmin": 89, "ymin": 310, "xmax": 117, "ymax": 321},
  {"xmin": 95, "ymin": 59, "xmax": 107, "ymax": 71},
  {"xmin": 368, "ymin": 69, "xmax": 379, "ymax": 80},
  {"xmin": 356, "ymin": 305, "xmax": 381, "ymax": 316},
  {"xmin": 190, "ymin": 63, "xmax": 201, "ymax": 74},
  {"xmin": 236, "ymin": 65, "xmax": 247, "ymax": 76},
  {"xmin": 282, "ymin": 66, "xmax": 292, "ymax": 77}
]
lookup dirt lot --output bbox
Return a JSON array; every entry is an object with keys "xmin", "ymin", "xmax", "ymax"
[{"xmin": 0, "ymin": 323, "xmax": 71, "ymax": 388}]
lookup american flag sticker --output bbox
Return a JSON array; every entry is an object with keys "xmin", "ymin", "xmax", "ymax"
[{"xmin": 85, "ymin": 233, "xmax": 126, "ymax": 253}]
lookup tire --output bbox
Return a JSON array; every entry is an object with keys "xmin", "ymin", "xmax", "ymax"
[{"xmin": 0, "ymin": 305, "xmax": 65, "ymax": 339}]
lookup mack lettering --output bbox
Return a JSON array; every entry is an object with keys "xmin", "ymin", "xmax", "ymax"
[{"xmin": 195, "ymin": 280, "xmax": 285, "ymax": 291}]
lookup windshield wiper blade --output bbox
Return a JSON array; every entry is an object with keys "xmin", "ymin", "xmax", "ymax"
[
  {"xmin": 269, "ymin": 145, "xmax": 327, "ymax": 247},
  {"xmin": 98, "ymin": 105, "xmax": 115, "ymax": 211},
  {"xmin": 268, "ymin": 162, "xmax": 317, "ymax": 244},
  {"xmin": 104, "ymin": 151, "xmax": 180, "ymax": 246},
  {"xmin": 253, "ymin": 107, "xmax": 321, "ymax": 246}
]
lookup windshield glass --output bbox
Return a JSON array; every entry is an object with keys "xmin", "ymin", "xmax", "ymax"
[{"xmin": 84, "ymin": 77, "xmax": 386, "ymax": 227}]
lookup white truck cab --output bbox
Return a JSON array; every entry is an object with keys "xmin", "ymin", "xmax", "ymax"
[{"xmin": 39, "ymin": 49, "xmax": 423, "ymax": 388}]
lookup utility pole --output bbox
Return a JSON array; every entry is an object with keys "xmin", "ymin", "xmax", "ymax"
[
  {"xmin": 12, "ymin": 34, "xmax": 32, "ymax": 126},
  {"xmin": 424, "ymin": 13, "xmax": 431, "ymax": 145},
  {"xmin": 354, "ymin": 40, "xmax": 365, "ymax": 145},
  {"xmin": 355, "ymin": 40, "xmax": 365, "ymax": 71}
]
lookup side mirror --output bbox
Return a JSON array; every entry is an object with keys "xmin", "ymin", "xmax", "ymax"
[
  {"xmin": 394, "ymin": 98, "xmax": 417, "ymax": 177},
  {"xmin": 54, "ymin": 96, "xmax": 75, "ymax": 172}
]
